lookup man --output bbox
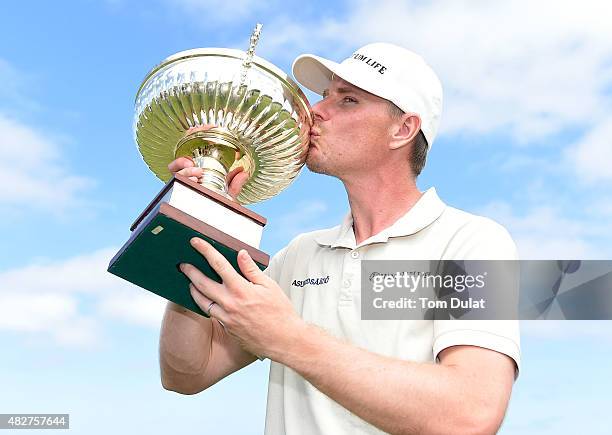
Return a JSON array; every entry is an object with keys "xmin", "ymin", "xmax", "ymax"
[{"xmin": 159, "ymin": 43, "xmax": 520, "ymax": 434}]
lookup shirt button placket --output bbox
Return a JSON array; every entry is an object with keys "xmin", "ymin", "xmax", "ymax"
[{"xmin": 339, "ymin": 249, "xmax": 362, "ymax": 306}]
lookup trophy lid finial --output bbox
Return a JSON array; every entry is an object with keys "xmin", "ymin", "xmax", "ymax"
[{"xmin": 240, "ymin": 23, "xmax": 263, "ymax": 86}]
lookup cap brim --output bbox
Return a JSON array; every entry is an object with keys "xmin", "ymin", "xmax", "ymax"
[{"xmin": 292, "ymin": 54, "xmax": 341, "ymax": 96}]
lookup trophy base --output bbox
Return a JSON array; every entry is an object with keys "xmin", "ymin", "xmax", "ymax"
[{"xmin": 108, "ymin": 176, "xmax": 269, "ymax": 317}]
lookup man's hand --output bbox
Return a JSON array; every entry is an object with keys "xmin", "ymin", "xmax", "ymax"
[
  {"xmin": 168, "ymin": 125, "xmax": 249, "ymax": 200},
  {"xmin": 179, "ymin": 237, "xmax": 305, "ymax": 360}
]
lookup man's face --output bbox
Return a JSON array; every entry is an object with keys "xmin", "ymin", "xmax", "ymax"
[{"xmin": 306, "ymin": 76, "xmax": 398, "ymax": 178}]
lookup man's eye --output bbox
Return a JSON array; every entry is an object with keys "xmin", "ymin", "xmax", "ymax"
[{"xmin": 343, "ymin": 96, "xmax": 357, "ymax": 103}]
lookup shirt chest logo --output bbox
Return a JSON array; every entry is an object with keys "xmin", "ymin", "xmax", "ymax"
[{"xmin": 292, "ymin": 275, "xmax": 330, "ymax": 287}]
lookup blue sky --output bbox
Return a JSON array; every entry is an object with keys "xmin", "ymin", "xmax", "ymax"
[{"xmin": 1, "ymin": 0, "xmax": 612, "ymax": 433}]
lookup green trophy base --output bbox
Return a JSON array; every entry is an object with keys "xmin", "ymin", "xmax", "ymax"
[{"xmin": 108, "ymin": 177, "xmax": 269, "ymax": 317}]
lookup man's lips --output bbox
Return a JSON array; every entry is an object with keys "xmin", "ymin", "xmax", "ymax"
[
  {"xmin": 309, "ymin": 128, "xmax": 321, "ymax": 149},
  {"xmin": 308, "ymin": 135, "xmax": 319, "ymax": 150}
]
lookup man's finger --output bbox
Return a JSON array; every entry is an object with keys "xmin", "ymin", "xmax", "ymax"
[
  {"xmin": 226, "ymin": 165, "xmax": 244, "ymax": 181},
  {"xmin": 189, "ymin": 283, "xmax": 225, "ymax": 317},
  {"xmin": 237, "ymin": 249, "xmax": 270, "ymax": 286},
  {"xmin": 168, "ymin": 156, "xmax": 194, "ymax": 173},
  {"xmin": 190, "ymin": 238, "xmax": 245, "ymax": 289},
  {"xmin": 177, "ymin": 167, "xmax": 204, "ymax": 179},
  {"xmin": 189, "ymin": 282, "xmax": 214, "ymax": 314},
  {"xmin": 180, "ymin": 263, "xmax": 228, "ymax": 306},
  {"xmin": 185, "ymin": 124, "xmax": 216, "ymax": 135},
  {"xmin": 189, "ymin": 283, "xmax": 229, "ymax": 324}
]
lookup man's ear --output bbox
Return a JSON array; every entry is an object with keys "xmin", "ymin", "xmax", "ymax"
[{"xmin": 389, "ymin": 113, "xmax": 421, "ymax": 150}]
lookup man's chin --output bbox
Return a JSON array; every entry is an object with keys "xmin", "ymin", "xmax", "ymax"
[
  {"xmin": 305, "ymin": 155, "xmax": 322, "ymax": 173},
  {"xmin": 305, "ymin": 159, "xmax": 319, "ymax": 173},
  {"xmin": 305, "ymin": 157, "xmax": 332, "ymax": 176}
]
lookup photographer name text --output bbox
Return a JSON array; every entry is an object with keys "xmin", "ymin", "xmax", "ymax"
[{"xmin": 373, "ymin": 297, "xmax": 486, "ymax": 310}]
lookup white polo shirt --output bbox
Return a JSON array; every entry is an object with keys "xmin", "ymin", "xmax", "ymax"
[{"xmin": 263, "ymin": 188, "xmax": 521, "ymax": 435}]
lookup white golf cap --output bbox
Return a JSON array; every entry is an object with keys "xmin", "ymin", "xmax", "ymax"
[{"xmin": 292, "ymin": 42, "xmax": 443, "ymax": 148}]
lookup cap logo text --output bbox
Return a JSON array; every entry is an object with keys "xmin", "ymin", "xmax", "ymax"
[{"xmin": 351, "ymin": 53, "xmax": 387, "ymax": 74}]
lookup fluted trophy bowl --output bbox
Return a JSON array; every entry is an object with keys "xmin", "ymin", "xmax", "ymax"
[{"xmin": 134, "ymin": 47, "xmax": 312, "ymax": 204}]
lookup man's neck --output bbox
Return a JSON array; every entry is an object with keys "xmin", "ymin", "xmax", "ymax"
[{"xmin": 343, "ymin": 174, "xmax": 423, "ymax": 245}]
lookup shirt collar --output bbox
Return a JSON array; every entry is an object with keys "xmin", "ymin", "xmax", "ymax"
[{"xmin": 314, "ymin": 187, "xmax": 446, "ymax": 249}]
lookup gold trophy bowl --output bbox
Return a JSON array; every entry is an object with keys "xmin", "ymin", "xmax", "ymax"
[{"xmin": 134, "ymin": 46, "xmax": 312, "ymax": 203}]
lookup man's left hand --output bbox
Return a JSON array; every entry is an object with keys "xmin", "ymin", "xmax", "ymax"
[{"xmin": 179, "ymin": 237, "xmax": 304, "ymax": 360}]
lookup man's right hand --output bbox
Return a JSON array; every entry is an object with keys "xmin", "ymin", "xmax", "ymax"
[{"xmin": 168, "ymin": 125, "xmax": 249, "ymax": 200}]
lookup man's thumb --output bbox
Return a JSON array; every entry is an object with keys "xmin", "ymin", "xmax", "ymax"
[{"xmin": 228, "ymin": 170, "xmax": 249, "ymax": 200}]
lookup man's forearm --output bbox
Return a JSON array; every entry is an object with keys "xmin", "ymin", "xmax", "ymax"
[
  {"xmin": 274, "ymin": 323, "xmax": 505, "ymax": 435},
  {"xmin": 159, "ymin": 301, "xmax": 212, "ymax": 393}
]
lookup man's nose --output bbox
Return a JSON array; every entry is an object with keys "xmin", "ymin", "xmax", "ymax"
[{"xmin": 311, "ymin": 99, "xmax": 327, "ymax": 122}]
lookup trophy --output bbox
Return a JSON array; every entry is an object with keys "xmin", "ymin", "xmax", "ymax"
[{"xmin": 108, "ymin": 25, "xmax": 312, "ymax": 316}]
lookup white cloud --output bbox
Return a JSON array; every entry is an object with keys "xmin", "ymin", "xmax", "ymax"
[
  {"xmin": 565, "ymin": 115, "xmax": 612, "ymax": 184},
  {"xmin": 0, "ymin": 291, "xmax": 102, "ymax": 347},
  {"xmin": 0, "ymin": 114, "xmax": 94, "ymax": 215},
  {"xmin": 98, "ymin": 289, "xmax": 166, "ymax": 329},
  {"xmin": 479, "ymin": 201, "xmax": 612, "ymax": 260},
  {"xmin": 0, "ymin": 248, "xmax": 166, "ymax": 347},
  {"xmin": 0, "ymin": 293, "xmax": 77, "ymax": 332},
  {"xmin": 264, "ymin": 0, "xmax": 612, "ymax": 132},
  {"xmin": 0, "ymin": 58, "xmax": 95, "ymax": 216}
]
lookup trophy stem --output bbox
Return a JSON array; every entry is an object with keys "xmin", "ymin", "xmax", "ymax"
[
  {"xmin": 175, "ymin": 128, "xmax": 244, "ymax": 199},
  {"xmin": 192, "ymin": 148, "xmax": 230, "ymax": 196}
]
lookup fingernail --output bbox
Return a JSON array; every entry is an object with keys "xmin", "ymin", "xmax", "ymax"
[{"xmin": 191, "ymin": 237, "xmax": 209, "ymax": 247}]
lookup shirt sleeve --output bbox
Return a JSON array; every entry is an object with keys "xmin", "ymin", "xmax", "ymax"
[{"xmin": 434, "ymin": 216, "xmax": 522, "ymax": 379}]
